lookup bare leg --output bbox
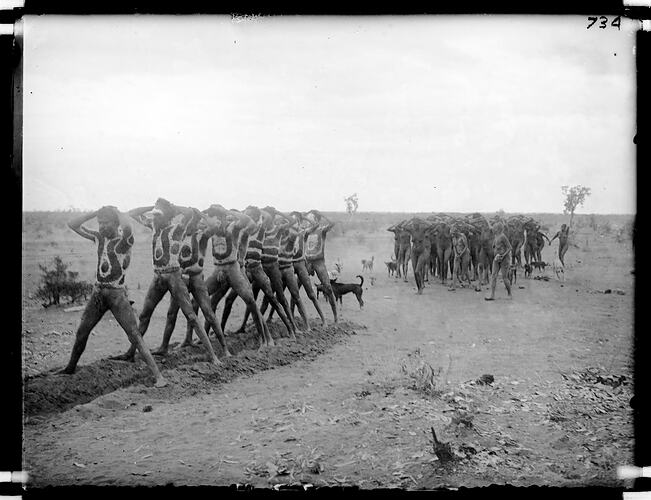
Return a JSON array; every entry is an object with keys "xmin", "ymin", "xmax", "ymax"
[
  {"xmin": 110, "ymin": 275, "xmax": 167, "ymax": 361},
  {"xmin": 295, "ymin": 261, "xmax": 327, "ymax": 326},
  {"xmin": 58, "ymin": 289, "xmax": 106, "ymax": 373},
  {"xmin": 169, "ymin": 272, "xmax": 221, "ymax": 365},
  {"xmin": 253, "ymin": 264, "xmax": 294, "ymax": 336},
  {"xmin": 281, "ymin": 266, "xmax": 308, "ymax": 334},
  {"xmin": 559, "ymin": 243, "xmax": 568, "ymax": 267},
  {"xmin": 449, "ymin": 253, "xmax": 459, "ymax": 290},
  {"xmin": 191, "ymin": 274, "xmax": 231, "ymax": 357},
  {"xmin": 110, "ymin": 290, "xmax": 167, "ymax": 387},
  {"xmin": 501, "ymin": 257, "xmax": 513, "ymax": 297},
  {"xmin": 264, "ymin": 263, "xmax": 297, "ymax": 332},
  {"xmin": 228, "ymin": 263, "xmax": 273, "ymax": 349},
  {"xmin": 311, "ymin": 259, "xmax": 338, "ymax": 323},
  {"xmin": 485, "ymin": 258, "xmax": 500, "ymax": 301},
  {"xmin": 152, "ymin": 296, "xmax": 180, "ymax": 355}
]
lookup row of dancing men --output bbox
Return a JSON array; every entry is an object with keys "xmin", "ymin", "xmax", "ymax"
[{"xmin": 57, "ymin": 199, "xmax": 338, "ymax": 388}]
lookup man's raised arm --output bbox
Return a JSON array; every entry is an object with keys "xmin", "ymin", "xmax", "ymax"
[
  {"xmin": 68, "ymin": 210, "xmax": 99, "ymax": 241},
  {"xmin": 128, "ymin": 206, "xmax": 155, "ymax": 226}
]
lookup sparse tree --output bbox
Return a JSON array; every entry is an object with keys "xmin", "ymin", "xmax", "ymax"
[
  {"xmin": 561, "ymin": 185, "xmax": 591, "ymax": 230},
  {"xmin": 344, "ymin": 193, "xmax": 359, "ymax": 218}
]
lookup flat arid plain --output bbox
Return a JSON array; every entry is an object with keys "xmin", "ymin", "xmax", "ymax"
[{"xmin": 21, "ymin": 210, "xmax": 635, "ymax": 489}]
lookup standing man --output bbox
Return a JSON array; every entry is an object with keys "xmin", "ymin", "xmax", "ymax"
[
  {"xmin": 449, "ymin": 225, "xmax": 472, "ymax": 291},
  {"xmin": 151, "ymin": 208, "xmax": 231, "ymax": 358},
  {"xmin": 110, "ymin": 198, "xmax": 220, "ymax": 365},
  {"xmin": 58, "ymin": 206, "xmax": 168, "ymax": 387},
  {"xmin": 259, "ymin": 208, "xmax": 312, "ymax": 333},
  {"xmin": 220, "ymin": 206, "xmax": 295, "ymax": 339},
  {"xmin": 236, "ymin": 206, "xmax": 302, "ymax": 335},
  {"xmin": 290, "ymin": 211, "xmax": 327, "ymax": 326},
  {"xmin": 485, "ymin": 221, "xmax": 513, "ymax": 301},
  {"xmin": 199, "ymin": 204, "xmax": 274, "ymax": 351},
  {"xmin": 549, "ymin": 223, "xmax": 570, "ymax": 266},
  {"xmin": 303, "ymin": 210, "xmax": 338, "ymax": 323}
]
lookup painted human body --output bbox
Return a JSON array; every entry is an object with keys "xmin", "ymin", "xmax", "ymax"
[
  {"xmin": 59, "ymin": 207, "xmax": 167, "ymax": 386},
  {"xmin": 549, "ymin": 224, "xmax": 570, "ymax": 266},
  {"xmin": 110, "ymin": 198, "xmax": 220, "ymax": 365},
  {"xmin": 220, "ymin": 206, "xmax": 296, "ymax": 339},
  {"xmin": 403, "ymin": 218, "xmax": 432, "ymax": 294},
  {"xmin": 259, "ymin": 209, "xmax": 312, "ymax": 333},
  {"xmin": 485, "ymin": 221, "xmax": 513, "ymax": 301},
  {"xmin": 303, "ymin": 210, "xmax": 338, "ymax": 322},
  {"xmin": 449, "ymin": 228, "xmax": 472, "ymax": 290},
  {"xmin": 200, "ymin": 205, "xmax": 274, "ymax": 350},
  {"xmin": 152, "ymin": 208, "xmax": 231, "ymax": 358}
]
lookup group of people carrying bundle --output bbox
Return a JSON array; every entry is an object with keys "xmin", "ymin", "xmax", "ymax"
[
  {"xmin": 387, "ymin": 213, "xmax": 570, "ymax": 300},
  {"xmin": 58, "ymin": 199, "xmax": 340, "ymax": 387}
]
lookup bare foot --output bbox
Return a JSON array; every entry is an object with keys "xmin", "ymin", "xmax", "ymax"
[
  {"xmin": 448, "ymin": 287, "xmax": 455, "ymax": 292},
  {"xmin": 484, "ymin": 297, "xmax": 495, "ymax": 301},
  {"xmin": 55, "ymin": 367, "xmax": 74, "ymax": 375},
  {"xmin": 109, "ymin": 352, "xmax": 134, "ymax": 362},
  {"xmin": 223, "ymin": 350, "xmax": 233, "ymax": 358},
  {"xmin": 154, "ymin": 377, "xmax": 168, "ymax": 388},
  {"xmin": 151, "ymin": 347, "xmax": 168, "ymax": 356},
  {"xmin": 211, "ymin": 357, "xmax": 223, "ymax": 366}
]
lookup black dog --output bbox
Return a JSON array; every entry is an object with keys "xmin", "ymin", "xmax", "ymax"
[
  {"xmin": 524, "ymin": 263, "xmax": 532, "ymax": 278},
  {"xmin": 531, "ymin": 261, "xmax": 548, "ymax": 272},
  {"xmin": 330, "ymin": 275, "xmax": 364, "ymax": 309}
]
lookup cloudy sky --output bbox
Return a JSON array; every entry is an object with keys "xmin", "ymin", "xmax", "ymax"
[{"xmin": 22, "ymin": 15, "xmax": 637, "ymax": 214}]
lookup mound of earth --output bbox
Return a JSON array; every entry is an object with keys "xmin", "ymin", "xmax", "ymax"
[{"xmin": 24, "ymin": 320, "xmax": 361, "ymax": 417}]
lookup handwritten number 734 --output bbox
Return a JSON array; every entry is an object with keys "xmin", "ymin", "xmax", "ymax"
[{"xmin": 587, "ymin": 16, "xmax": 621, "ymax": 29}]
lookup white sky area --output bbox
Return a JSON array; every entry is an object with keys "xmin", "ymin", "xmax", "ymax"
[{"xmin": 22, "ymin": 15, "xmax": 637, "ymax": 214}]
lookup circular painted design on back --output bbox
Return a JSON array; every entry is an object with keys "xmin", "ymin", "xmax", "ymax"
[
  {"xmin": 155, "ymin": 248, "xmax": 163, "ymax": 260},
  {"xmin": 198, "ymin": 258, "xmax": 204, "ymax": 267},
  {"xmin": 181, "ymin": 246, "xmax": 191, "ymax": 258},
  {"xmin": 100, "ymin": 261, "xmax": 109, "ymax": 273},
  {"xmin": 171, "ymin": 243, "xmax": 180, "ymax": 254}
]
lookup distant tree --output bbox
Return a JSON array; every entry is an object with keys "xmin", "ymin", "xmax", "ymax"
[
  {"xmin": 344, "ymin": 193, "xmax": 359, "ymax": 217},
  {"xmin": 561, "ymin": 185, "xmax": 591, "ymax": 230}
]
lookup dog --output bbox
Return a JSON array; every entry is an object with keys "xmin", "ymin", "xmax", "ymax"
[
  {"xmin": 361, "ymin": 256, "xmax": 374, "ymax": 272},
  {"xmin": 385, "ymin": 260, "xmax": 398, "ymax": 277},
  {"xmin": 508, "ymin": 264, "xmax": 517, "ymax": 285},
  {"xmin": 531, "ymin": 261, "xmax": 548, "ymax": 273},
  {"xmin": 330, "ymin": 275, "xmax": 365, "ymax": 309},
  {"xmin": 552, "ymin": 258, "xmax": 565, "ymax": 282},
  {"xmin": 524, "ymin": 263, "xmax": 533, "ymax": 278}
]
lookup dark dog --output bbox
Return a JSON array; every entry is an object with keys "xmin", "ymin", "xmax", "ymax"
[
  {"xmin": 524, "ymin": 263, "xmax": 532, "ymax": 278},
  {"xmin": 330, "ymin": 275, "xmax": 364, "ymax": 309},
  {"xmin": 531, "ymin": 261, "xmax": 548, "ymax": 272},
  {"xmin": 315, "ymin": 282, "xmax": 326, "ymax": 300},
  {"xmin": 385, "ymin": 260, "xmax": 397, "ymax": 277}
]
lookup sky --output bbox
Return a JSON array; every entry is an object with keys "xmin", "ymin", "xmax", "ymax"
[{"xmin": 22, "ymin": 15, "xmax": 637, "ymax": 214}]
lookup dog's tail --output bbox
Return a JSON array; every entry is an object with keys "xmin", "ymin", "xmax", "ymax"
[{"xmin": 356, "ymin": 275, "xmax": 364, "ymax": 287}]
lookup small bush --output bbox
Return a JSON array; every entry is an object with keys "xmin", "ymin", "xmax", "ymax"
[
  {"xmin": 34, "ymin": 256, "xmax": 93, "ymax": 308},
  {"xmin": 600, "ymin": 221, "xmax": 612, "ymax": 235}
]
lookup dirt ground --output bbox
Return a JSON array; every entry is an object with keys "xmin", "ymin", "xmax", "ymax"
[{"xmin": 21, "ymin": 214, "xmax": 635, "ymax": 489}]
